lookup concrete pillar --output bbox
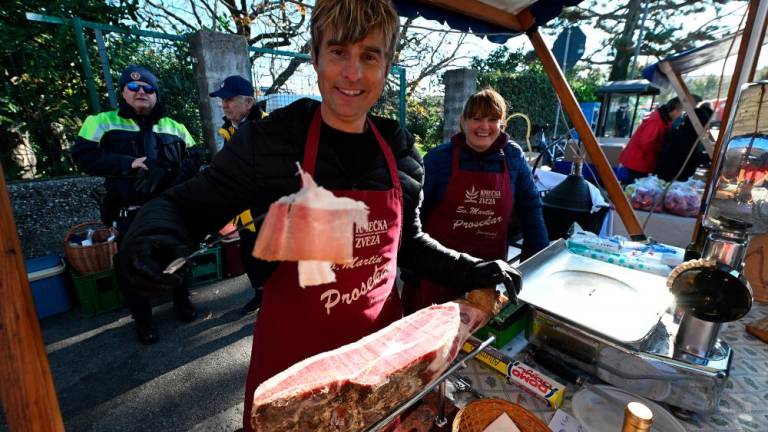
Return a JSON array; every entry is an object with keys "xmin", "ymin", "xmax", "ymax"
[
  {"xmin": 442, "ymin": 68, "xmax": 478, "ymax": 142},
  {"xmin": 189, "ymin": 31, "xmax": 251, "ymax": 154}
]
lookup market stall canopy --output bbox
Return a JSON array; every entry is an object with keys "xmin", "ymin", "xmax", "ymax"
[
  {"xmin": 392, "ymin": 0, "xmax": 583, "ymax": 44},
  {"xmin": 597, "ymin": 79, "xmax": 662, "ymax": 96},
  {"xmin": 642, "ymin": 32, "xmax": 751, "ymax": 89},
  {"xmin": 392, "ymin": 0, "xmax": 645, "ymax": 239}
]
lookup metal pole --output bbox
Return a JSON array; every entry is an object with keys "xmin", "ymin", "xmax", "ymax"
[
  {"xmin": 72, "ymin": 17, "xmax": 100, "ymax": 113},
  {"xmin": 398, "ymin": 67, "xmax": 407, "ymax": 128},
  {"xmin": 553, "ymin": 26, "xmax": 572, "ymax": 138},
  {"xmin": 521, "ymin": 11, "xmax": 646, "ymax": 239},
  {"xmin": 213, "ymin": 0, "xmax": 218, "ymax": 32},
  {"xmin": 94, "ymin": 29, "xmax": 117, "ymax": 109},
  {"xmin": 630, "ymin": 0, "xmax": 651, "ymax": 79},
  {"xmin": 630, "ymin": 94, "xmax": 641, "ymax": 136}
]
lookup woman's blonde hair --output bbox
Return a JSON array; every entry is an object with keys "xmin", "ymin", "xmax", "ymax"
[
  {"xmin": 462, "ymin": 88, "xmax": 507, "ymax": 121},
  {"xmin": 311, "ymin": 0, "xmax": 400, "ymax": 66}
]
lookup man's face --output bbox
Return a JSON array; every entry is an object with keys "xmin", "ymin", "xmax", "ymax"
[
  {"xmin": 313, "ymin": 28, "xmax": 389, "ymax": 133},
  {"xmin": 221, "ymin": 96, "xmax": 253, "ymax": 123},
  {"xmin": 670, "ymin": 108, "xmax": 683, "ymax": 122},
  {"xmin": 122, "ymin": 80, "xmax": 157, "ymax": 115}
]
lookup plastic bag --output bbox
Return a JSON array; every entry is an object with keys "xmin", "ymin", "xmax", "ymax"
[
  {"xmin": 664, "ymin": 180, "xmax": 702, "ymax": 217},
  {"xmin": 624, "ymin": 175, "xmax": 666, "ymax": 212},
  {"xmin": 566, "ymin": 224, "xmax": 684, "ymax": 277}
]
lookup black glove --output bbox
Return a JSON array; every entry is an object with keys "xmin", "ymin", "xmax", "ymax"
[
  {"xmin": 114, "ymin": 234, "xmax": 188, "ymax": 297},
  {"xmin": 465, "ymin": 259, "xmax": 522, "ymax": 303},
  {"xmin": 135, "ymin": 158, "xmax": 173, "ymax": 195}
]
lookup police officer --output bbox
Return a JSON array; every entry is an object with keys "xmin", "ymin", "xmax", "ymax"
[{"xmin": 73, "ymin": 65, "xmax": 200, "ymax": 344}]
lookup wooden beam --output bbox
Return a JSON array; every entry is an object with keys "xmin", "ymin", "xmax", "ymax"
[
  {"xmin": 0, "ymin": 162, "xmax": 65, "ymax": 431},
  {"xmin": 749, "ymin": 14, "xmax": 768, "ymax": 81},
  {"xmin": 658, "ymin": 61, "xmax": 714, "ymax": 157},
  {"xmin": 415, "ymin": 0, "xmax": 525, "ymax": 32},
  {"xmin": 517, "ymin": 9, "xmax": 646, "ymax": 239}
]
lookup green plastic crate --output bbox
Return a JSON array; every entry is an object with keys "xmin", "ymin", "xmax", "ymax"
[
  {"xmin": 70, "ymin": 269, "xmax": 124, "ymax": 316},
  {"xmin": 473, "ymin": 302, "xmax": 530, "ymax": 349},
  {"xmin": 190, "ymin": 245, "xmax": 222, "ymax": 287}
]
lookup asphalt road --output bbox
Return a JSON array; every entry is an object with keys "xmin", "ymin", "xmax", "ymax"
[{"xmin": 2, "ymin": 274, "xmax": 257, "ymax": 432}]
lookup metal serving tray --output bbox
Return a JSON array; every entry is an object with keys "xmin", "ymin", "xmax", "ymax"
[{"xmin": 517, "ymin": 240, "xmax": 674, "ymax": 346}]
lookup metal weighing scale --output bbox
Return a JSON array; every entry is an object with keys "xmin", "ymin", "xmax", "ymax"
[{"xmin": 518, "ymin": 81, "xmax": 768, "ymax": 414}]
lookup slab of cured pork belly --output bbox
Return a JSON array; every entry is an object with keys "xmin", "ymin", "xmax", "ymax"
[
  {"xmin": 250, "ymin": 300, "xmax": 491, "ymax": 432},
  {"xmin": 252, "ymin": 166, "xmax": 369, "ymax": 286}
]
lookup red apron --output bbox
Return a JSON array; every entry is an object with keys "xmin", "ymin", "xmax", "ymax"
[
  {"xmin": 243, "ymin": 108, "xmax": 404, "ymax": 431},
  {"xmin": 402, "ymin": 143, "xmax": 513, "ymax": 314}
]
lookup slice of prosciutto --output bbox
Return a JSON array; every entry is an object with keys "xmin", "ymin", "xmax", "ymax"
[
  {"xmin": 252, "ymin": 165, "xmax": 368, "ymax": 286},
  {"xmin": 250, "ymin": 297, "xmax": 496, "ymax": 432}
]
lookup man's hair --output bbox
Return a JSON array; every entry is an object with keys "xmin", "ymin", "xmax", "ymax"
[
  {"xmin": 238, "ymin": 95, "xmax": 255, "ymax": 105},
  {"xmin": 665, "ymin": 97, "xmax": 682, "ymax": 112},
  {"xmin": 311, "ymin": 0, "xmax": 400, "ymax": 66},
  {"xmin": 462, "ymin": 88, "xmax": 507, "ymax": 121}
]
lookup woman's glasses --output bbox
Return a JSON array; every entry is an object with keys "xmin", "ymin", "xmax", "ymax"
[{"xmin": 126, "ymin": 82, "xmax": 157, "ymax": 94}]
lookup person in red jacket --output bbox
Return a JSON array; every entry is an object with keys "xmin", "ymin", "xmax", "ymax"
[{"xmin": 618, "ymin": 97, "xmax": 683, "ymax": 184}]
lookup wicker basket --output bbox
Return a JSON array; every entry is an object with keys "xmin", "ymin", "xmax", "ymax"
[
  {"xmin": 64, "ymin": 221, "xmax": 118, "ymax": 276},
  {"xmin": 452, "ymin": 398, "xmax": 550, "ymax": 432}
]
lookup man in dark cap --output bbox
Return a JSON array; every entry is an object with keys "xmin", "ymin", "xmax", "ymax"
[
  {"xmin": 210, "ymin": 75, "xmax": 268, "ymax": 315},
  {"xmin": 73, "ymin": 65, "xmax": 201, "ymax": 344},
  {"xmin": 210, "ymin": 75, "xmax": 265, "ymax": 142}
]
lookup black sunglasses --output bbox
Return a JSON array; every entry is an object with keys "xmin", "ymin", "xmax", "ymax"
[{"xmin": 126, "ymin": 82, "xmax": 157, "ymax": 94}]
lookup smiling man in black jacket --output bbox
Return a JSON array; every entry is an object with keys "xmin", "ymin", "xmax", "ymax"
[{"xmin": 115, "ymin": 1, "xmax": 521, "ymax": 430}]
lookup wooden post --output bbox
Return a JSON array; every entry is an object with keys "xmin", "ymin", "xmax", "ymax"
[
  {"xmin": 0, "ymin": 162, "xmax": 65, "ymax": 431},
  {"xmin": 518, "ymin": 11, "xmax": 646, "ymax": 239}
]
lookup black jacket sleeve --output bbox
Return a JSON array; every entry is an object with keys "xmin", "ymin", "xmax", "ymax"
[{"xmin": 72, "ymin": 135, "xmax": 136, "ymax": 177}]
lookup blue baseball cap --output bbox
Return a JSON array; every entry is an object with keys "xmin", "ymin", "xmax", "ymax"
[
  {"xmin": 209, "ymin": 75, "xmax": 255, "ymax": 98},
  {"xmin": 118, "ymin": 65, "xmax": 159, "ymax": 90}
]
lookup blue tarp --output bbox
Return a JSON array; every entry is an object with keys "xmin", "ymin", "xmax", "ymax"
[
  {"xmin": 392, "ymin": 0, "xmax": 583, "ymax": 44},
  {"xmin": 642, "ymin": 32, "xmax": 745, "ymax": 88}
]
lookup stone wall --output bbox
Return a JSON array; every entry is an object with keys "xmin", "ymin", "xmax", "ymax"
[
  {"xmin": 8, "ymin": 176, "xmax": 102, "ymax": 258},
  {"xmin": 442, "ymin": 68, "xmax": 478, "ymax": 142}
]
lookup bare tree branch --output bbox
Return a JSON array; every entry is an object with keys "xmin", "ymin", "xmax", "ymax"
[
  {"xmin": 144, "ymin": 0, "xmax": 199, "ymax": 32},
  {"xmin": 266, "ymin": 40, "xmax": 312, "ymax": 94}
]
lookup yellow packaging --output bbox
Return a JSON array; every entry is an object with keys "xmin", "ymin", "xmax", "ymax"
[{"xmin": 462, "ymin": 341, "xmax": 565, "ymax": 409}]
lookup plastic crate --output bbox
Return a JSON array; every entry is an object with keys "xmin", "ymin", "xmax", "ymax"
[
  {"xmin": 190, "ymin": 245, "xmax": 223, "ymax": 286},
  {"xmin": 71, "ymin": 268, "xmax": 124, "ymax": 316},
  {"xmin": 26, "ymin": 255, "xmax": 72, "ymax": 319},
  {"xmin": 473, "ymin": 303, "xmax": 530, "ymax": 349}
]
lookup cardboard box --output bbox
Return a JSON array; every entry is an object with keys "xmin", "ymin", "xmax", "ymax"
[{"xmin": 745, "ymin": 233, "xmax": 768, "ymax": 303}]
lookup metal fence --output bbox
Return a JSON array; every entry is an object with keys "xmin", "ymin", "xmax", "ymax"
[
  {"xmin": 1, "ymin": 14, "xmax": 201, "ymax": 181},
  {"xmin": 2, "ymin": 14, "xmax": 407, "ymax": 182}
]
